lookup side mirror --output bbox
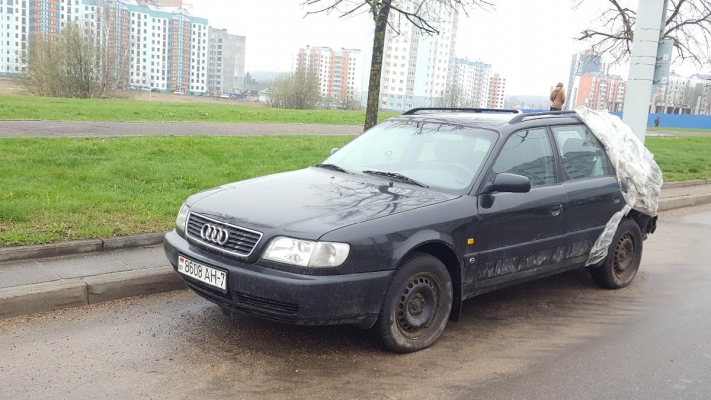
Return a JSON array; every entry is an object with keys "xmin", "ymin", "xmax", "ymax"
[
  {"xmin": 330, "ymin": 147, "xmax": 340, "ymax": 156},
  {"xmin": 485, "ymin": 173, "xmax": 531, "ymax": 194}
]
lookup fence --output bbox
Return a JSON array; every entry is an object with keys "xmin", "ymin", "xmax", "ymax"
[{"xmin": 519, "ymin": 109, "xmax": 711, "ymax": 130}]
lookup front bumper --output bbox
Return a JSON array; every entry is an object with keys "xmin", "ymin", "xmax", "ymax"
[{"xmin": 163, "ymin": 230, "xmax": 392, "ymax": 327}]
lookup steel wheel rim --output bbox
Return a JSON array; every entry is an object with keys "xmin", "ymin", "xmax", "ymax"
[
  {"xmin": 395, "ymin": 272, "xmax": 442, "ymax": 340},
  {"xmin": 613, "ymin": 233, "xmax": 636, "ymax": 280}
]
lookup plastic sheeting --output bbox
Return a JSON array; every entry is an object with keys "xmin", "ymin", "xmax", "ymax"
[{"xmin": 573, "ymin": 107, "xmax": 663, "ymax": 265}]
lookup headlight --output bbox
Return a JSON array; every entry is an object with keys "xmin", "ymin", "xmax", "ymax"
[
  {"xmin": 262, "ymin": 237, "xmax": 350, "ymax": 268},
  {"xmin": 176, "ymin": 203, "xmax": 190, "ymax": 232}
]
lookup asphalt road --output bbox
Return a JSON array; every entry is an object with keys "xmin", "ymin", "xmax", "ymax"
[
  {"xmin": 0, "ymin": 120, "xmax": 706, "ymax": 138},
  {"xmin": 1, "ymin": 208, "xmax": 710, "ymax": 399},
  {"xmin": 0, "ymin": 120, "xmax": 362, "ymax": 137}
]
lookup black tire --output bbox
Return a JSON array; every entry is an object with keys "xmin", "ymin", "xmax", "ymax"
[
  {"xmin": 375, "ymin": 252, "xmax": 453, "ymax": 353},
  {"xmin": 589, "ymin": 218, "xmax": 643, "ymax": 289}
]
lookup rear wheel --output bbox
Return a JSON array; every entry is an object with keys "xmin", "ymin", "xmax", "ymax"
[
  {"xmin": 590, "ymin": 218, "xmax": 643, "ymax": 289},
  {"xmin": 375, "ymin": 252, "xmax": 453, "ymax": 353}
]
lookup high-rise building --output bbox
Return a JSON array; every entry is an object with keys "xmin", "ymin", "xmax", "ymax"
[
  {"xmin": 293, "ymin": 45, "xmax": 364, "ymax": 102},
  {"xmin": 565, "ymin": 51, "xmax": 602, "ymax": 109},
  {"xmin": 487, "ymin": 73, "xmax": 506, "ymax": 109},
  {"xmin": 207, "ymin": 28, "xmax": 246, "ymax": 95},
  {"xmin": 0, "ymin": 0, "xmax": 212, "ymax": 95},
  {"xmin": 451, "ymin": 58, "xmax": 491, "ymax": 107},
  {"xmin": 569, "ymin": 73, "xmax": 626, "ymax": 111},
  {"xmin": 121, "ymin": 1, "xmax": 207, "ymax": 93},
  {"xmin": 379, "ymin": 2, "xmax": 458, "ymax": 111},
  {"xmin": 104, "ymin": 1, "xmax": 131, "ymax": 88}
]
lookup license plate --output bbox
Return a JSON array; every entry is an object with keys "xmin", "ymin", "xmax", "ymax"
[{"xmin": 178, "ymin": 255, "xmax": 227, "ymax": 291}]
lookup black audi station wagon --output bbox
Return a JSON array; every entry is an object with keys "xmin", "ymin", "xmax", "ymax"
[{"xmin": 164, "ymin": 108, "xmax": 657, "ymax": 353}]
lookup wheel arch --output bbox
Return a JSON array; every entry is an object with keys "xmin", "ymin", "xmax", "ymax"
[
  {"xmin": 393, "ymin": 233, "xmax": 464, "ymax": 322},
  {"xmin": 626, "ymin": 209, "xmax": 657, "ymax": 237}
]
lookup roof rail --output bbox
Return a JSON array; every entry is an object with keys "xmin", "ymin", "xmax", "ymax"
[
  {"xmin": 509, "ymin": 110, "xmax": 579, "ymax": 124},
  {"xmin": 402, "ymin": 107, "xmax": 522, "ymax": 115}
]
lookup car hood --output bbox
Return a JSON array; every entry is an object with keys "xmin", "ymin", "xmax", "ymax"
[{"xmin": 188, "ymin": 167, "xmax": 460, "ymax": 240}]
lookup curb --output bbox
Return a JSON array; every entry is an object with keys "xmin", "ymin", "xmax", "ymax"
[
  {"xmin": 658, "ymin": 193, "xmax": 711, "ymax": 212},
  {"xmin": 0, "ymin": 232, "xmax": 166, "ymax": 264},
  {"xmin": 661, "ymin": 179, "xmax": 711, "ymax": 189},
  {"xmin": 0, "ymin": 266, "xmax": 185, "ymax": 319}
]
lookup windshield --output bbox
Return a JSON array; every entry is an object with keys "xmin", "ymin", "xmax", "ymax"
[{"xmin": 324, "ymin": 120, "xmax": 498, "ymax": 191}]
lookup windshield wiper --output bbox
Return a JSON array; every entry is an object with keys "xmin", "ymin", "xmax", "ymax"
[
  {"xmin": 361, "ymin": 170, "xmax": 429, "ymax": 188},
  {"xmin": 315, "ymin": 163, "xmax": 351, "ymax": 174}
]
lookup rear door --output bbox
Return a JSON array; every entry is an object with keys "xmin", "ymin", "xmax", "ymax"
[
  {"xmin": 472, "ymin": 127, "xmax": 569, "ymax": 293},
  {"xmin": 549, "ymin": 124, "xmax": 624, "ymax": 263}
]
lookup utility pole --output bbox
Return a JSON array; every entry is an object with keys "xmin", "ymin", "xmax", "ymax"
[{"xmin": 622, "ymin": 0, "xmax": 670, "ymax": 143}]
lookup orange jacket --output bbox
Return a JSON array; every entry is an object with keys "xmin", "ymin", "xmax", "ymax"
[{"xmin": 550, "ymin": 87, "xmax": 565, "ymax": 109}]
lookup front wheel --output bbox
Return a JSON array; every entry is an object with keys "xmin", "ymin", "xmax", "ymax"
[
  {"xmin": 375, "ymin": 252, "xmax": 453, "ymax": 353},
  {"xmin": 589, "ymin": 218, "xmax": 643, "ymax": 289}
]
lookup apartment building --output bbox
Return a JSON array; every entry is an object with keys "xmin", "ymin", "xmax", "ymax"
[
  {"xmin": 451, "ymin": 58, "xmax": 491, "ymax": 107},
  {"xmin": 379, "ymin": 2, "xmax": 458, "ymax": 111},
  {"xmin": 207, "ymin": 27, "xmax": 245, "ymax": 95},
  {"xmin": 487, "ymin": 73, "xmax": 506, "ymax": 109},
  {"xmin": 0, "ymin": 0, "xmax": 210, "ymax": 95},
  {"xmin": 293, "ymin": 45, "xmax": 364, "ymax": 102},
  {"xmin": 569, "ymin": 72, "xmax": 626, "ymax": 111},
  {"xmin": 565, "ymin": 51, "xmax": 602, "ymax": 109},
  {"xmin": 654, "ymin": 72, "xmax": 711, "ymax": 114}
]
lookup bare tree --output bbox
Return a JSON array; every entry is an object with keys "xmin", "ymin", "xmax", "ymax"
[
  {"xmin": 268, "ymin": 67, "xmax": 321, "ymax": 109},
  {"xmin": 22, "ymin": 36, "xmax": 63, "ymax": 97},
  {"xmin": 339, "ymin": 90, "xmax": 363, "ymax": 110},
  {"xmin": 576, "ymin": 0, "xmax": 711, "ymax": 67},
  {"xmin": 437, "ymin": 83, "xmax": 471, "ymax": 107},
  {"xmin": 22, "ymin": 23, "xmax": 110, "ymax": 98},
  {"xmin": 60, "ymin": 23, "xmax": 110, "ymax": 98},
  {"xmin": 303, "ymin": 0, "xmax": 492, "ymax": 132}
]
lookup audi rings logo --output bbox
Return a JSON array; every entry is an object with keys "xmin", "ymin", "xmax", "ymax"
[{"xmin": 200, "ymin": 224, "xmax": 230, "ymax": 245}]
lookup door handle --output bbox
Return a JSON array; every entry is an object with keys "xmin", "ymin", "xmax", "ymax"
[
  {"xmin": 549, "ymin": 203, "xmax": 563, "ymax": 216},
  {"xmin": 612, "ymin": 194, "xmax": 622, "ymax": 204}
]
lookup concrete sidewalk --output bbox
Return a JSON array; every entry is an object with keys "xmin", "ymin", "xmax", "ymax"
[
  {"xmin": 3, "ymin": 180, "xmax": 711, "ymax": 319},
  {"xmin": 0, "ymin": 245, "xmax": 181, "ymax": 319}
]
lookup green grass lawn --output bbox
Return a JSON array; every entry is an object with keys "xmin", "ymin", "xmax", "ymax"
[
  {"xmin": 646, "ymin": 137, "xmax": 711, "ymax": 182},
  {"xmin": 0, "ymin": 94, "xmax": 400, "ymax": 124},
  {"xmin": 648, "ymin": 126, "xmax": 711, "ymax": 132},
  {"xmin": 1, "ymin": 135, "xmax": 709, "ymax": 247},
  {"xmin": 0, "ymin": 135, "xmax": 354, "ymax": 246}
]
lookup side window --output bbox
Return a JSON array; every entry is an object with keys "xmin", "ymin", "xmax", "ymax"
[
  {"xmin": 551, "ymin": 125, "xmax": 612, "ymax": 181},
  {"xmin": 491, "ymin": 128, "xmax": 556, "ymax": 187}
]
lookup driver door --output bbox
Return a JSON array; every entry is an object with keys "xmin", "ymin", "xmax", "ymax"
[{"xmin": 472, "ymin": 127, "xmax": 569, "ymax": 290}]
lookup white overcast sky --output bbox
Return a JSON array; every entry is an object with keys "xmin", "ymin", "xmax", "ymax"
[{"xmin": 192, "ymin": 0, "xmax": 705, "ymax": 96}]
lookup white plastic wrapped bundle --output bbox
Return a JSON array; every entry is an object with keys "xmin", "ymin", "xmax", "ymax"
[{"xmin": 573, "ymin": 107, "xmax": 664, "ymax": 265}]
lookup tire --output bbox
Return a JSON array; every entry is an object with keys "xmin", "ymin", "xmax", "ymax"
[
  {"xmin": 589, "ymin": 218, "xmax": 643, "ymax": 289},
  {"xmin": 375, "ymin": 252, "xmax": 453, "ymax": 353}
]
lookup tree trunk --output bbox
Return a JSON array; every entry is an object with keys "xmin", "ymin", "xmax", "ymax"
[{"xmin": 364, "ymin": 0, "xmax": 392, "ymax": 133}]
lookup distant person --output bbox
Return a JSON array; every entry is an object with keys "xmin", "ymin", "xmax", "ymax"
[
  {"xmin": 550, "ymin": 83, "xmax": 565, "ymax": 111},
  {"xmin": 654, "ymin": 116, "xmax": 660, "ymax": 127}
]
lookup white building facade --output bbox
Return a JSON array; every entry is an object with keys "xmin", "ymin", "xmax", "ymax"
[
  {"xmin": 379, "ymin": 2, "xmax": 458, "ymax": 111},
  {"xmin": 0, "ymin": 0, "xmax": 209, "ymax": 95},
  {"xmin": 452, "ymin": 58, "xmax": 491, "ymax": 107}
]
